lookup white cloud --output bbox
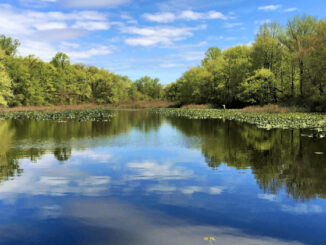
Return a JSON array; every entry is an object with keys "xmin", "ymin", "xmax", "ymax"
[
  {"xmin": 35, "ymin": 29, "xmax": 87, "ymax": 42},
  {"xmin": 258, "ymin": 5, "xmax": 282, "ymax": 11},
  {"xmin": 180, "ymin": 186, "xmax": 203, "ymax": 194},
  {"xmin": 0, "ymin": 4, "xmax": 113, "ymax": 61},
  {"xmin": 127, "ymin": 161, "xmax": 193, "ymax": 180},
  {"xmin": 143, "ymin": 10, "xmax": 227, "ymax": 23},
  {"xmin": 209, "ymin": 187, "xmax": 223, "ymax": 195},
  {"xmin": 62, "ymin": 0, "xmax": 131, "ymax": 8},
  {"xmin": 284, "ymin": 8, "xmax": 298, "ymax": 12},
  {"xmin": 123, "ymin": 25, "xmax": 206, "ymax": 47},
  {"xmin": 17, "ymin": 36, "xmax": 111, "ymax": 62},
  {"xmin": 72, "ymin": 21, "xmax": 110, "ymax": 31},
  {"xmin": 145, "ymin": 184, "xmax": 224, "ymax": 195},
  {"xmin": 281, "ymin": 204, "xmax": 323, "ymax": 214},
  {"xmin": 0, "ymin": 155, "xmax": 111, "ymax": 202},
  {"xmin": 147, "ymin": 185, "xmax": 177, "ymax": 192},
  {"xmin": 179, "ymin": 10, "xmax": 203, "ymax": 20},
  {"xmin": 258, "ymin": 193, "xmax": 280, "ymax": 202},
  {"xmin": 66, "ymin": 200, "xmax": 305, "ymax": 245},
  {"xmin": 143, "ymin": 12, "xmax": 177, "ymax": 23},
  {"xmin": 120, "ymin": 13, "xmax": 138, "ymax": 24},
  {"xmin": 71, "ymin": 150, "xmax": 112, "ymax": 163},
  {"xmin": 35, "ymin": 22, "xmax": 68, "ymax": 31},
  {"xmin": 18, "ymin": 40, "xmax": 57, "ymax": 60},
  {"xmin": 0, "ymin": 5, "xmax": 110, "ymax": 38},
  {"xmin": 68, "ymin": 46, "xmax": 113, "ymax": 62}
]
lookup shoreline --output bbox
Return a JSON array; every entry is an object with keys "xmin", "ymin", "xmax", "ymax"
[
  {"xmin": 155, "ymin": 108, "xmax": 326, "ymax": 133},
  {"xmin": 0, "ymin": 105, "xmax": 325, "ymax": 133},
  {"xmin": 0, "ymin": 101, "xmax": 175, "ymax": 114}
]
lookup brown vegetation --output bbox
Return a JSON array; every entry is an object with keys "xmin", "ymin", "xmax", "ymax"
[
  {"xmin": 0, "ymin": 101, "xmax": 176, "ymax": 114},
  {"xmin": 111, "ymin": 100, "xmax": 176, "ymax": 109},
  {"xmin": 181, "ymin": 104, "xmax": 213, "ymax": 109},
  {"xmin": 241, "ymin": 104, "xmax": 306, "ymax": 113}
]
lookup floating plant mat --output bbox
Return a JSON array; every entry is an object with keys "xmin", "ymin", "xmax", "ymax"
[
  {"xmin": 0, "ymin": 108, "xmax": 115, "ymax": 121},
  {"xmin": 154, "ymin": 108, "xmax": 326, "ymax": 132}
]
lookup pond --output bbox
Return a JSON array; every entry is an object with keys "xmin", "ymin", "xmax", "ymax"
[{"xmin": 0, "ymin": 110, "xmax": 325, "ymax": 245}]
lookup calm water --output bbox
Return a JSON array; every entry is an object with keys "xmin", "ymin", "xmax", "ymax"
[{"xmin": 0, "ymin": 110, "xmax": 325, "ymax": 245}]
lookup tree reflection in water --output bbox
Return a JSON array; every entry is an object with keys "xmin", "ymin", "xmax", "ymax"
[{"xmin": 0, "ymin": 110, "xmax": 325, "ymax": 202}]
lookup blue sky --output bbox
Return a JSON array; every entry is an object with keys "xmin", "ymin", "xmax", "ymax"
[{"xmin": 0, "ymin": 0, "xmax": 326, "ymax": 84}]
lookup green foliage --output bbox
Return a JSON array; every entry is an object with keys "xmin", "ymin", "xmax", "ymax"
[
  {"xmin": 0, "ymin": 35, "xmax": 20, "ymax": 56},
  {"xmin": 242, "ymin": 68, "xmax": 277, "ymax": 105},
  {"xmin": 134, "ymin": 76, "xmax": 164, "ymax": 100},
  {"xmin": 0, "ymin": 52, "xmax": 13, "ymax": 107},
  {"xmin": 164, "ymin": 83, "xmax": 180, "ymax": 102},
  {"xmin": 51, "ymin": 52, "xmax": 70, "ymax": 69},
  {"xmin": 0, "ymin": 14, "xmax": 326, "ymax": 111},
  {"xmin": 0, "ymin": 34, "xmax": 165, "ymax": 107},
  {"xmin": 164, "ymin": 15, "xmax": 326, "ymax": 112}
]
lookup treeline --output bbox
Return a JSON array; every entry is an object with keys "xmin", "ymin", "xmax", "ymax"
[
  {"xmin": 165, "ymin": 16, "xmax": 326, "ymax": 112},
  {"xmin": 1, "ymin": 15, "xmax": 326, "ymax": 111},
  {"xmin": 0, "ymin": 35, "xmax": 164, "ymax": 107}
]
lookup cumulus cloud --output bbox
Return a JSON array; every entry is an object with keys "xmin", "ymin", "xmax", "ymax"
[
  {"xmin": 258, "ymin": 5, "xmax": 282, "ymax": 11},
  {"xmin": 72, "ymin": 21, "xmax": 110, "ymax": 31},
  {"xmin": 0, "ymin": 156, "xmax": 111, "ymax": 203},
  {"xmin": 0, "ymin": 4, "xmax": 113, "ymax": 61},
  {"xmin": 18, "ymin": 40, "xmax": 58, "ymax": 60},
  {"xmin": 143, "ymin": 12, "xmax": 177, "ymax": 23},
  {"xmin": 122, "ymin": 25, "xmax": 206, "ymax": 47},
  {"xmin": 143, "ymin": 10, "xmax": 227, "ymax": 23},
  {"xmin": 0, "ymin": 5, "xmax": 110, "ymax": 37}
]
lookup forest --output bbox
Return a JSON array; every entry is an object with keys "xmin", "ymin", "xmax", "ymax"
[
  {"xmin": 166, "ymin": 15, "xmax": 326, "ymax": 112},
  {"xmin": 0, "ymin": 15, "xmax": 326, "ymax": 111}
]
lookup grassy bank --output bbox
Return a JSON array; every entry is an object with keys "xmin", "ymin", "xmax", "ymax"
[{"xmin": 154, "ymin": 108, "xmax": 326, "ymax": 133}]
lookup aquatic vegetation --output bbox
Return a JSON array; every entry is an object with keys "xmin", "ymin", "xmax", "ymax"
[
  {"xmin": 154, "ymin": 108, "xmax": 326, "ymax": 132},
  {"xmin": 0, "ymin": 108, "xmax": 115, "ymax": 121},
  {"xmin": 204, "ymin": 236, "xmax": 215, "ymax": 245}
]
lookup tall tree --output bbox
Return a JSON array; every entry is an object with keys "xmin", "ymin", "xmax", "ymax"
[
  {"xmin": 282, "ymin": 15, "xmax": 317, "ymax": 97},
  {"xmin": 0, "ymin": 52, "xmax": 13, "ymax": 107},
  {"xmin": 0, "ymin": 35, "xmax": 20, "ymax": 56}
]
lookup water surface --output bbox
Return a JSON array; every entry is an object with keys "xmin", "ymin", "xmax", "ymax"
[{"xmin": 0, "ymin": 110, "xmax": 325, "ymax": 245}]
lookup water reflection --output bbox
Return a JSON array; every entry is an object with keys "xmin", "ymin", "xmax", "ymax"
[
  {"xmin": 0, "ymin": 110, "xmax": 325, "ymax": 244},
  {"xmin": 1, "ymin": 112, "xmax": 326, "ymax": 201},
  {"xmin": 167, "ymin": 117, "xmax": 326, "ymax": 201}
]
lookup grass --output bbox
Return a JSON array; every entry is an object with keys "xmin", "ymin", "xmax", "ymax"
[{"xmin": 154, "ymin": 108, "xmax": 326, "ymax": 132}]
